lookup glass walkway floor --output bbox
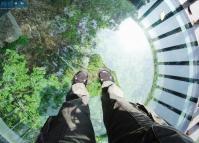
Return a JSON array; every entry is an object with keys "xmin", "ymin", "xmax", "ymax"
[{"xmin": 0, "ymin": 0, "xmax": 198, "ymax": 142}]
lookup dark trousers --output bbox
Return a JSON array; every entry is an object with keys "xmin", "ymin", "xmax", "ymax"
[{"xmin": 36, "ymin": 83, "xmax": 193, "ymax": 143}]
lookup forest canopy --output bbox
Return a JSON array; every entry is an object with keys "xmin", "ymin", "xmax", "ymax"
[{"xmin": 0, "ymin": 0, "xmax": 136, "ymax": 142}]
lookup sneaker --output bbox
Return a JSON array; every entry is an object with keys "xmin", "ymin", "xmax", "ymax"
[
  {"xmin": 98, "ymin": 69, "xmax": 114, "ymax": 84},
  {"xmin": 72, "ymin": 71, "xmax": 88, "ymax": 85}
]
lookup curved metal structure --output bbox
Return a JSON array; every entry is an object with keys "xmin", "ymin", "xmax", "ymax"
[
  {"xmin": 137, "ymin": 0, "xmax": 199, "ymax": 140},
  {"xmin": 0, "ymin": 0, "xmax": 198, "ymax": 142}
]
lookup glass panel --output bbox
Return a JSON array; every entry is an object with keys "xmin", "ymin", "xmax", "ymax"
[{"xmin": 0, "ymin": 0, "xmax": 198, "ymax": 142}]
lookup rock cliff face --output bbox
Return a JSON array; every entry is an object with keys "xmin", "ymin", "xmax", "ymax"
[{"xmin": 0, "ymin": 12, "xmax": 22, "ymax": 48}]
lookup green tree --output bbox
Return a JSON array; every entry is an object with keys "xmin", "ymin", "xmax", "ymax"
[
  {"xmin": 0, "ymin": 50, "xmax": 45, "ymax": 129},
  {"xmin": 0, "ymin": 50, "xmax": 71, "ymax": 141}
]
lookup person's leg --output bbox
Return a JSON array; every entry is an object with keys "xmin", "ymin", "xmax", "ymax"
[
  {"xmin": 101, "ymin": 82, "xmax": 156, "ymax": 143},
  {"xmin": 99, "ymin": 70, "xmax": 155, "ymax": 143},
  {"xmin": 36, "ymin": 71, "xmax": 96, "ymax": 143},
  {"xmin": 99, "ymin": 70, "xmax": 193, "ymax": 143}
]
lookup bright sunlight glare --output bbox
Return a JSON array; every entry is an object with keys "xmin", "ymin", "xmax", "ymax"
[{"xmin": 95, "ymin": 17, "xmax": 154, "ymax": 103}]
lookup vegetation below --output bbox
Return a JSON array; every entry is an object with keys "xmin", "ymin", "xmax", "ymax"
[{"xmin": 0, "ymin": 0, "xmax": 136, "ymax": 142}]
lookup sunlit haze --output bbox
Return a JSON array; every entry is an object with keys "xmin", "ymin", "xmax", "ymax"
[{"xmin": 95, "ymin": 17, "xmax": 154, "ymax": 103}]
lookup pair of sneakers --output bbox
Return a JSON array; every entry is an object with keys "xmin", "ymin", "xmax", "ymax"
[{"xmin": 73, "ymin": 69, "xmax": 114, "ymax": 85}]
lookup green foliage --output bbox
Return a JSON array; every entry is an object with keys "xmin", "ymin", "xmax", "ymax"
[
  {"xmin": 0, "ymin": 50, "xmax": 70, "ymax": 132},
  {"xmin": 0, "ymin": 1, "xmax": 134, "ymax": 142},
  {"xmin": 0, "ymin": 49, "xmax": 44, "ymax": 129},
  {"xmin": 87, "ymin": 0, "xmax": 135, "ymax": 22},
  {"xmin": 0, "ymin": 35, "xmax": 29, "ymax": 66},
  {"xmin": 51, "ymin": 0, "xmax": 136, "ymax": 78},
  {"xmin": 5, "ymin": 35, "xmax": 29, "ymax": 50},
  {"xmin": 38, "ymin": 71, "xmax": 74, "ymax": 115},
  {"xmin": 88, "ymin": 54, "xmax": 104, "ymax": 71},
  {"xmin": 16, "ymin": 35, "xmax": 29, "ymax": 45},
  {"xmin": 50, "ymin": 0, "xmax": 71, "ymax": 6},
  {"xmin": 87, "ymin": 54, "xmax": 105, "ymax": 96},
  {"xmin": 96, "ymin": 134, "xmax": 107, "ymax": 143},
  {"xmin": 61, "ymin": 0, "xmax": 135, "ymax": 47},
  {"xmin": 87, "ymin": 80, "xmax": 101, "ymax": 97}
]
